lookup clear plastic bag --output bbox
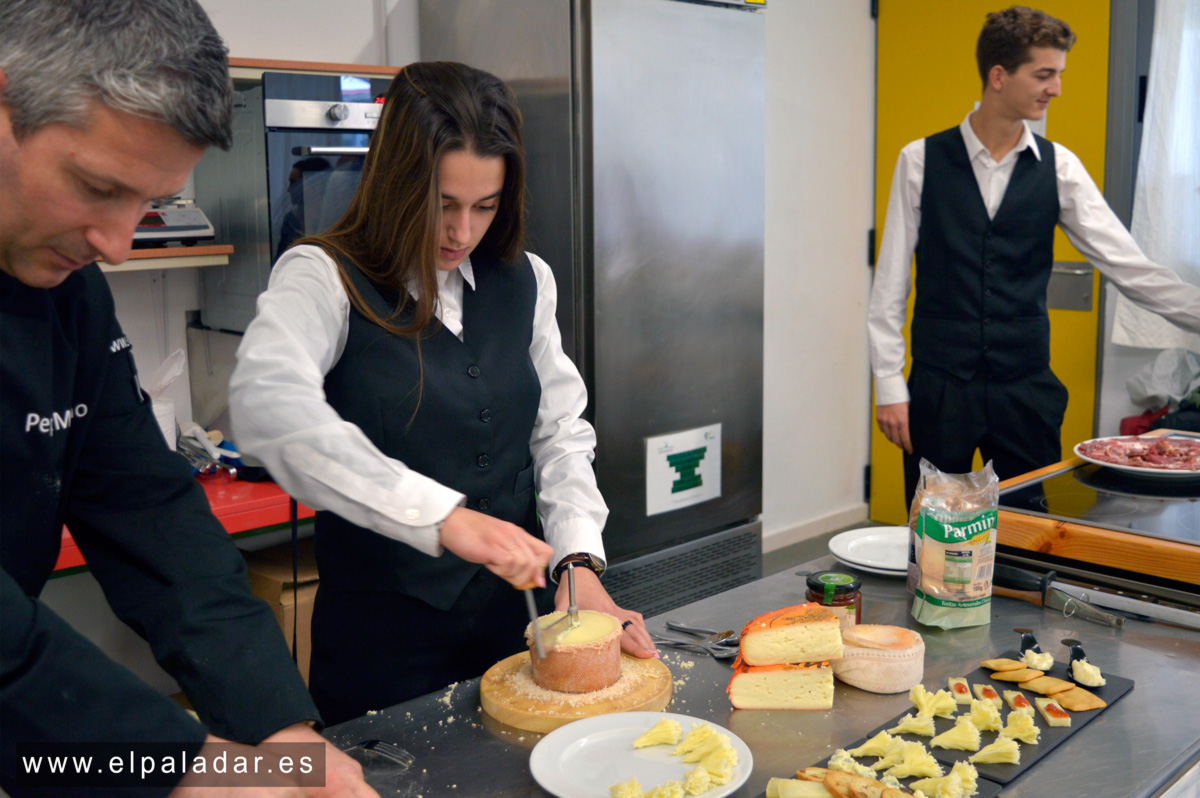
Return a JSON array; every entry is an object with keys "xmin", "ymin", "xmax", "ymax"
[{"xmin": 906, "ymin": 459, "xmax": 998, "ymax": 629}]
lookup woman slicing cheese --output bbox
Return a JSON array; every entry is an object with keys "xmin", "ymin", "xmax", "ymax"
[{"xmin": 230, "ymin": 61, "xmax": 656, "ymax": 725}]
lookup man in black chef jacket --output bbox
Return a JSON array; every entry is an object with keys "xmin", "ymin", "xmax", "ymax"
[
  {"xmin": 0, "ymin": 2, "xmax": 377, "ymax": 796},
  {"xmin": 868, "ymin": 5, "xmax": 1200, "ymax": 508}
]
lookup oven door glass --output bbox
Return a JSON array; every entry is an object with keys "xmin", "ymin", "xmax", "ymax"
[{"xmin": 266, "ymin": 131, "xmax": 370, "ymax": 259}]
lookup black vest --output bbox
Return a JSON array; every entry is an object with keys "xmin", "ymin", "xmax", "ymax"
[
  {"xmin": 315, "ymin": 252, "xmax": 542, "ymax": 610},
  {"xmin": 911, "ymin": 127, "xmax": 1059, "ymax": 382}
]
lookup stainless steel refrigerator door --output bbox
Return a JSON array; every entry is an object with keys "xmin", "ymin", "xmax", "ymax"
[
  {"xmin": 590, "ymin": 0, "xmax": 764, "ymax": 559},
  {"xmin": 420, "ymin": 0, "xmax": 765, "ymax": 562},
  {"xmin": 418, "ymin": 0, "xmax": 580, "ymax": 360}
]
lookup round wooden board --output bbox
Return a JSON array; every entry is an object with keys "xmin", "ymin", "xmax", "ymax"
[{"xmin": 480, "ymin": 652, "xmax": 673, "ymax": 734}]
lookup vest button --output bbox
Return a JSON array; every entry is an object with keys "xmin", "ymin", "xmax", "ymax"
[
  {"xmin": 984, "ymin": 318, "xmax": 992, "ymax": 326},
  {"xmin": 478, "ymin": 498, "xmax": 491, "ymax": 510},
  {"xmin": 985, "ymin": 289, "xmax": 992, "ymax": 297},
  {"xmin": 467, "ymin": 365, "xmax": 481, "ymax": 378},
  {"xmin": 478, "ymin": 454, "xmax": 490, "ymax": 468},
  {"xmin": 480, "ymin": 409, "xmax": 492, "ymax": 423}
]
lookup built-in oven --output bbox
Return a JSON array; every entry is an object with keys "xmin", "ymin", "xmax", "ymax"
[{"xmin": 193, "ymin": 72, "xmax": 392, "ymax": 333}]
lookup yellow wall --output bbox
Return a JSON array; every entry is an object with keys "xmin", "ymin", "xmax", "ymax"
[{"xmin": 870, "ymin": 1, "xmax": 1111, "ymax": 523}]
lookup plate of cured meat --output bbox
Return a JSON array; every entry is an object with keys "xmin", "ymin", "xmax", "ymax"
[{"xmin": 1074, "ymin": 435, "xmax": 1200, "ymax": 478}]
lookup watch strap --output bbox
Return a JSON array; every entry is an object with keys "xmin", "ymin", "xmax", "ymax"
[{"xmin": 553, "ymin": 552, "xmax": 605, "ymax": 582}]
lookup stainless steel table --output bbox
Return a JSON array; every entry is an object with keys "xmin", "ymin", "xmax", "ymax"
[{"xmin": 324, "ymin": 555, "xmax": 1200, "ymax": 797}]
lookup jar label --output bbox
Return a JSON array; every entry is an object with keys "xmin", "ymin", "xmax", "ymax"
[{"xmin": 828, "ymin": 604, "xmax": 857, "ymax": 630}]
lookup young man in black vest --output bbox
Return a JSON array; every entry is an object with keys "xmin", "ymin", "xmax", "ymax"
[
  {"xmin": 868, "ymin": 5, "xmax": 1200, "ymax": 509},
  {"xmin": 0, "ymin": 2, "xmax": 377, "ymax": 795}
]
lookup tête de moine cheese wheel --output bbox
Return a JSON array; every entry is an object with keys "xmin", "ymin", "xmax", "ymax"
[
  {"xmin": 831, "ymin": 624, "xmax": 925, "ymax": 694},
  {"xmin": 525, "ymin": 610, "xmax": 621, "ymax": 693},
  {"xmin": 727, "ymin": 657, "xmax": 834, "ymax": 709},
  {"xmin": 738, "ymin": 603, "xmax": 842, "ymax": 666}
]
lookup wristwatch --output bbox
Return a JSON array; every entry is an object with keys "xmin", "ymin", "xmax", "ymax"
[{"xmin": 553, "ymin": 552, "xmax": 606, "ymax": 583}]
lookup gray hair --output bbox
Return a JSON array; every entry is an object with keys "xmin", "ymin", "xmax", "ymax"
[{"xmin": 0, "ymin": 0, "xmax": 233, "ymax": 149}]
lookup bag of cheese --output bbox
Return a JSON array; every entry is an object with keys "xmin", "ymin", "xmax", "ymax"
[{"xmin": 907, "ymin": 459, "xmax": 998, "ymax": 629}]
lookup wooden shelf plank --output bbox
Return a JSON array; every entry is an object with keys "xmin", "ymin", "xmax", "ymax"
[
  {"xmin": 228, "ymin": 57, "xmax": 399, "ymax": 81},
  {"xmin": 99, "ymin": 245, "xmax": 233, "ymax": 273}
]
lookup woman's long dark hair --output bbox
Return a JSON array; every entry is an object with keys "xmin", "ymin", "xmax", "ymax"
[{"xmin": 297, "ymin": 61, "xmax": 527, "ymax": 337}]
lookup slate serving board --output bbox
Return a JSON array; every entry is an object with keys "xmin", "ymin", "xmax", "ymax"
[{"xmin": 817, "ymin": 648, "xmax": 1133, "ymax": 789}]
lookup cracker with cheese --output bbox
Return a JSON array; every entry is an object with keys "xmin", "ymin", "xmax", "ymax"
[
  {"xmin": 971, "ymin": 682, "xmax": 1002, "ymax": 708},
  {"xmin": 1035, "ymin": 696, "xmax": 1071, "ymax": 727},
  {"xmin": 1002, "ymin": 689, "xmax": 1034, "ymax": 713},
  {"xmin": 948, "ymin": 677, "xmax": 972, "ymax": 704}
]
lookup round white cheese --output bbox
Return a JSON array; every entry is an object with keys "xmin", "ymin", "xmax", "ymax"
[{"xmin": 832, "ymin": 625, "xmax": 925, "ymax": 694}]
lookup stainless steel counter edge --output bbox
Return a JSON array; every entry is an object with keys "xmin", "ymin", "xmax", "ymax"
[{"xmin": 324, "ymin": 554, "xmax": 1200, "ymax": 797}]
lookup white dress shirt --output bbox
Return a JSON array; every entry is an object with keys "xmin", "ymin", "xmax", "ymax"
[
  {"xmin": 229, "ymin": 245, "xmax": 608, "ymax": 570},
  {"xmin": 868, "ymin": 110, "xmax": 1200, "ymax": 406}
]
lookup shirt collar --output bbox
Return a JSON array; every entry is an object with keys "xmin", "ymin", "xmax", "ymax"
[
  {"xmin": 960, "ymin": 108, "xmax": 1041, "ymax": 163},
  {"xmin": 409, "ymin": 259, "xmax": 476, "ymax": 300},
  {"xmin": 458, "ymin": 258, "xmax": 476, "ymax": 291}
]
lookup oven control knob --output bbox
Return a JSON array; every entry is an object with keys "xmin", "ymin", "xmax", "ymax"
[{"xmin": 327, "ymin": 103, "xmax": 349, "ymax": 122}]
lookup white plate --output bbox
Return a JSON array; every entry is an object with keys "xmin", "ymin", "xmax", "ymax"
[
  {"xmin": 529, "ymin": 711, "xmax": 752, "ymax": 798},
  {"xmin": 1074, "ymin": 436, "xmax": 1200, "ymax": 479},
  {"xmin": 828, "ymin": 525, "xmax": 910, "ymax": 572},
  {"xmin": 830, "ymin": 556, "xmax": 908, "ymax": 578}
]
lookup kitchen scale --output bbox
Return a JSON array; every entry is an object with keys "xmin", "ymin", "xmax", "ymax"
[
  {"xmin": 132, "ymin": 173, "xmax": 215, "ymax": 247},
  {"xmin": 133, "ymin": 202, "xmax": 215, "ymax": 246}
]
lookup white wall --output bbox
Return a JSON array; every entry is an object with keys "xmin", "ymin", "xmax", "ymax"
[
  {"xmin": 761, "ymin": 2, "xmax": 875, "ymax": 550},
  {"xmin": 63, "ymin": 0, "xmax": 877, "ymax": 690}
]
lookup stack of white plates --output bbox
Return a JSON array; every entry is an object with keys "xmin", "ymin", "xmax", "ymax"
[{"xmin": 827, "ymin": 526, "xmax": 910, "ymax": 577}]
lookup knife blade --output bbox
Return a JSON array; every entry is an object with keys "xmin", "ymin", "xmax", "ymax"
[
  {"xmin": 540, "ymin": 565, "xmax": 579, "ymax": 652},
  {"xmin": 1050, "ymin": 581, "xmax": 1200, "ymax": 630},
  {"xmin": 523, "ymin": 587, "xmax": 545, "ymax": 659},
  {"xmin": 992, "ymin": 564, "xmax": 1123, "ymax": 627}
]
